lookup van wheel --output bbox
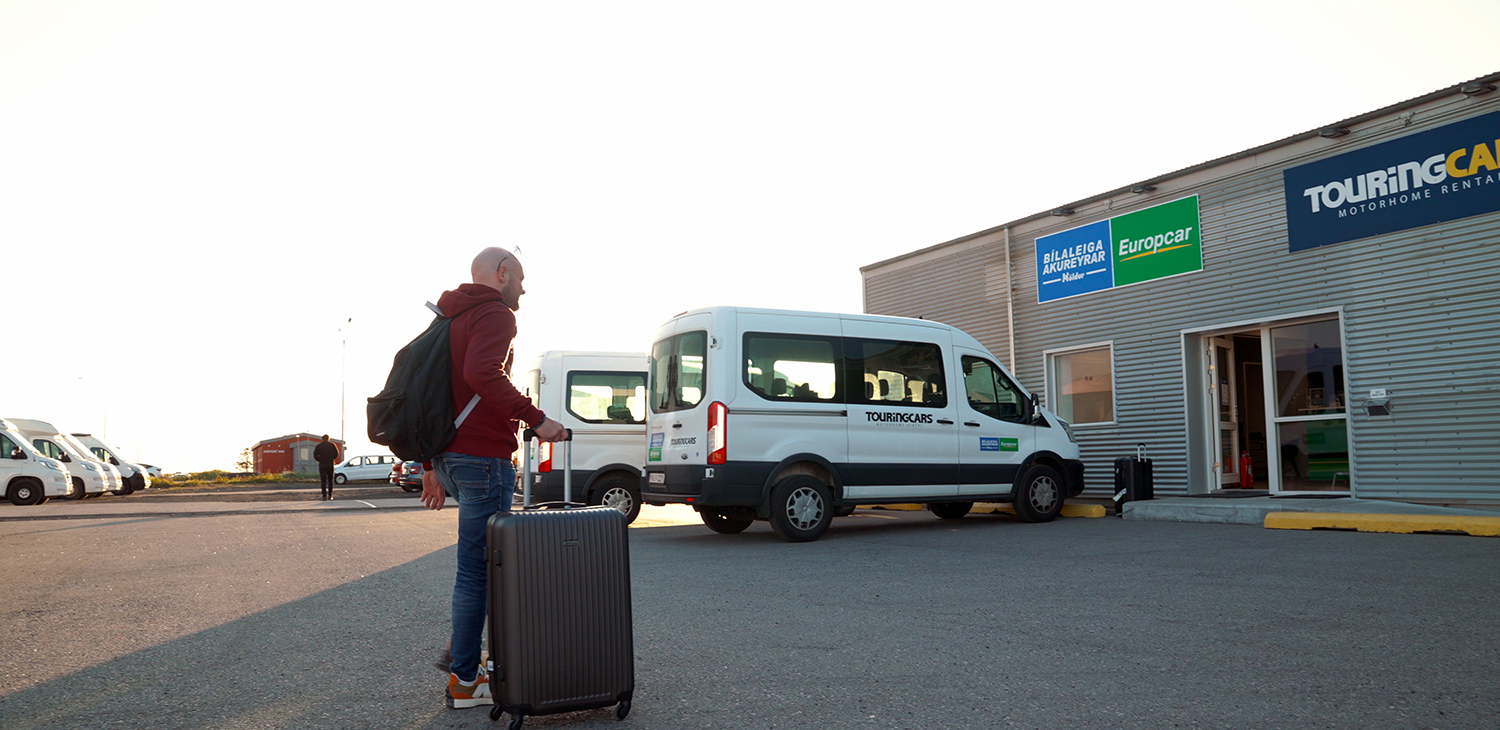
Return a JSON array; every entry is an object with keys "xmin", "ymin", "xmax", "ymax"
[
  {"xmin": 1014, "ymin": 465, "xmax": 1064, "ymax": 523},
  {"xmin": 701, "ymin": 510, "xmax": 753, "ymax": 534},
  {"xmin": 334, "ymin": 473, "xmax": 347, "ymax": 485},
  {"xmin": 591, "ymin": 476, "xmax": 641, "ymax": 523},
  {"xmin": 68, "ymin": 477, "xmax": 87, "ymax": 500},
  {"xmin": 8, "ymin": 479, "xmax": 44, "ymax": 506},
  {"xmin": 768, "ymin": 476, "xmax": 833, "ymax": 542},
  {"xmin": 929, "ymin": 501, "xmax": 973, "ymax": 520}
]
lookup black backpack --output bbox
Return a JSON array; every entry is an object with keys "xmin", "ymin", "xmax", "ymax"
[{"xmin": 366, "ymin": 304, "xmax": 480, "ymax": 463}]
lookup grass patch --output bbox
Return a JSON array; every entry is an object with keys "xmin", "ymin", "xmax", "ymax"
[{"xmin": 154, "ymin": 471, "xmax": 318, "ymax": 489}]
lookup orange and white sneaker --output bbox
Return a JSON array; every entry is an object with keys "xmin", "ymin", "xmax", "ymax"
[{"xmin": 446, "ymin": 665, "xmax": 493, "ymax": 709}]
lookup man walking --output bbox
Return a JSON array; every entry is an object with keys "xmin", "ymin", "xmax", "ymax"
[
  {"xmin": 313, "ymin": 434, "xmax": 339, "ymax": 500},
  {"xmin": 420, "ymin": 247, "xmax": 566, "ymax": 710}
]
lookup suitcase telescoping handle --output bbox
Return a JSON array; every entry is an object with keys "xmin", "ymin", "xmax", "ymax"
[
  {"xmin": 520, "ymin": 427, "xmax": 576, "ymax": 509},
  {"xmin": 1137, "ymin": 443, "xmax": 1147, "ymax": 460}
]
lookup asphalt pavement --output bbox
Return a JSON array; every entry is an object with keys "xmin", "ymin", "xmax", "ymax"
[{"xmin": 1, "ymin": 490, "xmax": 1498, "ymax": 730}]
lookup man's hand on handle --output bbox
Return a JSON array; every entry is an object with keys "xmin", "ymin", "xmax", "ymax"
[
  {"xmin": 420, "ymin": 469, "xmax": 445, "ymax": 511},
  {"xmin": 533, "ymin": 417, "xmax": 568, "ymax": 442}
]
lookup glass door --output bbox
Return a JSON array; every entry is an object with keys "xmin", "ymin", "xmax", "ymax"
[
  {"xmin": 1267, "ymin": 319, "xmax": 1350, "ymax": 493},
  {"xmin": 1208, "ymin": 337, "xmax": 1239, "ymax": 488}
]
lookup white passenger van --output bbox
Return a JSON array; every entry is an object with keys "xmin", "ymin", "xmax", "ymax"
[
  {"xmin": 1, "ymin": 418, "xmax": 74, "ymax": 505},
  {"xmin": 641, "ymin": 307, "xmax": 1085, "ymax": 542},
  {"xmin": 72, "ymin": 433, "xmax": 151, "ymax": 494},
  {"xmin": 7, "ymin": 418, "xmax": 108, "ymax": 499},
  {"xmin": 522, "ymin": 351, "xmax": 649, "ymax": 522}
]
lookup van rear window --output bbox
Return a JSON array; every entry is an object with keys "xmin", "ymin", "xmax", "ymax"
[{"xmin": 650, "ymin": 331, "xmax": 707, "ymax": 413}]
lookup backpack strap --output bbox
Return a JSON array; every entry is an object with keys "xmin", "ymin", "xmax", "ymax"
[{"xmin": 427, "ymin": 301, "xmax": 483, "ymax": 428}]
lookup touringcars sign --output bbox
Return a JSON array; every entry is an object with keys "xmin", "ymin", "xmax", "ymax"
[
  {"xmin": 1035, "ymin": 196, "xmax": 1202, "ymax": 303},
  {"xmin": 1283, "ymin": 110, "xmax": 1500, "ymax": 252}
]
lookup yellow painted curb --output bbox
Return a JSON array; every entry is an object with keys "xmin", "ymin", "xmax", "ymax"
[
  {"xmin": 860, "ymin": 503, "xmax": 1106, "ymax": 518},
  {"xmin": 1264, "ymin": 512, "xmax": 1500, "ymax": 537}
]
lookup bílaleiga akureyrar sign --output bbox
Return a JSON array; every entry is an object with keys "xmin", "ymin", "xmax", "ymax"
[{"xmin": 1035, "ymin": 195, "xmax": 1202, "ymax": 303}]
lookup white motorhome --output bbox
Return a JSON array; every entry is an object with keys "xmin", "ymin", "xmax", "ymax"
[
  {"xmin": 72, "ymin": 433, "xmax": 151, "ymax": 494},
  {"xmin": 521, "ymin": 351, "xmax": 649, "ymax": 522},
  {"xmin": 6, "ymin": 418, "xmax": 108, "ymax": 499},
  {"xmin": 59, "ymin": 433, "xmax": 124, "ymax": 495},
  {"xmin": 1, "ymin": 418, "xmax": 74, "ymax": 505},
  {"xmin": 641, "ymin": 307, "xmax": 1085, "ymax": 542}
]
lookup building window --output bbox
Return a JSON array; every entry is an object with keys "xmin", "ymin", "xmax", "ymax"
[{"xmin": 1047, "ymin": 344, "xmax": 1115, "ymax": 425}]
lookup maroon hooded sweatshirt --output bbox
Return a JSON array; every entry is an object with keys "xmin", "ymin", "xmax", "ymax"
[{"xmin": 434, "ymin": 283, "xmax": 546, "ymax": 459}]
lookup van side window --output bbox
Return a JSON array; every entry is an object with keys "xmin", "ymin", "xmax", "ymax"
[
  {"xmin": 568, "ymin": 371, "xmax": 648, "ymax": 424},
  {"xmin": 34, "ymin": 440, "xmax": 62, "ymax": 460},
  {"xmin": 2, "ymin": 434, "xmax": 17, "ymax": 456},
  {"xmin": 650, "ymin": 331, "xmax": 707, "ymax": 413},
  {"xmin": 962, "ymin": 356, "xmax": 1024, "ymax": 423},
  {"xmin": 848, "ymin": 338, "xmax": 948, "ymax": 408},
  {"xmin": 744, "ymin": 333, "xmax": 842, "ymax": 402}
]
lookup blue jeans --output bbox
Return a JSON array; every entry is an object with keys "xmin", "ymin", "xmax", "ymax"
[{"xmin": 432, "ymin": 452, "xmax": 515, "ymax": 683}]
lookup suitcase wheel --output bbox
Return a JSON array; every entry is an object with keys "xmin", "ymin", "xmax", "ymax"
[
  {"xmin": 616, "ymin": 699, "xmax": 631, "ymax": 721},
  {"xmin": 505, "ymin": 711, "xmax": 524, "ymax": 730}
]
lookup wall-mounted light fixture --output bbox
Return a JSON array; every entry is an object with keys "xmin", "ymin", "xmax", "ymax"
[
  {"xmin": 1319, "ymin": 127, "xmax": 1350, "ymax": 139},
  {"xmin": 1461, "ymin": 82, "xmax": 1496, "ymax": 96},
  {"xmin": 1050, "ymin": 208, "xmax": 1074, "ymax": 217},
  {"xmin": 1130, "ymin": 184, "xmax": 1156, "ymax": 194}
]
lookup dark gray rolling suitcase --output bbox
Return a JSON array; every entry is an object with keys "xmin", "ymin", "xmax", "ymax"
[
  {"xmin": 1113, "ymin": 444, "xmax": 1154, "ymax": 516},
  {"xmin": 485, "ymin": 429, "xmax": 634, "ymax": 729}
]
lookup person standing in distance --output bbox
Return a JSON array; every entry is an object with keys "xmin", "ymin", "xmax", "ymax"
[
  {"xmin": 420, "ymin": 246, "xmax": 567, "ymax": 710},
  {"xmin": 313, "ymin": 434, "xmax": 339, "ymax": 500}
]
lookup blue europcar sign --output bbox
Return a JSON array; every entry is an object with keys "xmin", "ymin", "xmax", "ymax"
[{"xmin": 1283, "ymin": 110, "xmax": 1500, "ymax": 252}]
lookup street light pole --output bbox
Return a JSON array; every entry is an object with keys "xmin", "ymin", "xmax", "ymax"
[{"xmin": 339, "ymin": 317, "xmax": 351, "ymax": 444}]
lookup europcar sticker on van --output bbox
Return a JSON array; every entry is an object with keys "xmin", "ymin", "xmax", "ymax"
[
  {"xmin": 981, "ymin": 437, "xmax": 1019, "ymax": 452},
  {"xmin": 648, "ymin": 432, "xmax": 663, "ymax": 462}
]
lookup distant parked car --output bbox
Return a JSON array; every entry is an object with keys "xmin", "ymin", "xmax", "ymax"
[
  {"xmin": 396, "ymin": 461, "xmax": 424, "ymax": 493},
  {"xmin": 333, "ymin": 454, "xmax": 400, "ymax": 484},
  {"xmin": 139, "ymin": 464, "xmax": 164, "ymax": 479}
]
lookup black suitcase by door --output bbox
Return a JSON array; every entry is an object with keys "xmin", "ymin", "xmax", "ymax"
[
  {"xmin": 1113, "ymin": 444, "xmax": 1154, "ymax": 516},
  {"xmin": 486, "ymin": 432, "xmax": 633, "ymax": 729}
]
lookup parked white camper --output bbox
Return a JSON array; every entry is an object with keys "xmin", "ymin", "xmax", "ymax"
[
  {"xmin": 521, "ymin": 351, "xmax": 649, "ymax": 522},
  {"xmin": 72, "ymin": 433, "xmax": 151, "ymax": 494},
  {"xmin": 641, "ymin": 307, "xmax": 1085, "ymax": 541},
  {"xmin": 6, "ymin": 418, "xmax": 107, "ymax": 499},
  {"xmin": 1, "ymin": 418, "xmax": 74, "ymax": 505}
]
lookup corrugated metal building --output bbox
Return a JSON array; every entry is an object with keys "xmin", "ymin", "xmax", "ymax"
[{"xmin": 862, "ymin": 74, "xmax": 1500, "ymax": 506}]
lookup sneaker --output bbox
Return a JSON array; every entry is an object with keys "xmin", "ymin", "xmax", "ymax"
[{"xmin": 446, "ymin": 665, "xmax": 493, "ymax": 709}]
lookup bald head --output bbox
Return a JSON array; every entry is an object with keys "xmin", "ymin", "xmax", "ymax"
[{"xmin": 470, "ymin": 246, "xmax": 526, "ymax": 311}]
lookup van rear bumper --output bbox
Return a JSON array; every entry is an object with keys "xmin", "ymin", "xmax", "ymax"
[{"xmin": 641, "ymin": 462, "xmax": 770, "ymax": 508}]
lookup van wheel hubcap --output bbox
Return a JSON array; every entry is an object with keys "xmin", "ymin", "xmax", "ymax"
[
  {"xmin": 786, "ymin": 487, "xmax": 824, "ymax": 530},
  {"xmin": 600, "ymin": 487, "xmax": 633, "ymax": 514},
  {"xmin": 1030, "ymin": 477, "xmax": 1059, "ymax": 513}
]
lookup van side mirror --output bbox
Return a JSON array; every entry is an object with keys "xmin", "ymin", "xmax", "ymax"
[
  {"xmin": 60, "ymin": 453, "xmax": 72, "ymax": 463},
  {"xmin": 10, "ymin": 448, "xmax": 24, "ymax": 460},
  {"xmin": 1026, "ymin": 393, "xmax": 1040, "ymax": 423},
  {"xmin": 110, "ymin": 457, "xmax": 120, "ymax": 466}
]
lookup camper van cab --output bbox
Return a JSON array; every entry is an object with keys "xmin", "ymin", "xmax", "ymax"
[
  {"xmin": 522, "ymin": 351, "xmax": 649, "ymax": 522},
  {"xmin": 61, "ymin": 433, "xmax": 125, "ymax": 494},
  {"xmin": 1, "ymin": 418, "xmax": 73, "ymax": 505},
  {"xmin": 72, "ymin": 433, "xmax": 151, "ymax": 494},
  {"xmin": 641, "ymin": 307, "xmax": 1085, "ymax": 542},
  {"xmin": 6, "ymin": 418, "xmax": 107, "ymax": 499}
]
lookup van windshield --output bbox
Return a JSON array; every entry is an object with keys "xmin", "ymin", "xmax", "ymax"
[{"xmin": 650, "ymin": 331, "xmax": 707, "ymax": 413}]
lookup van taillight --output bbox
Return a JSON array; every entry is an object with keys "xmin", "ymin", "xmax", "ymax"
[
  {"xmin": 707, "ymin": 401, "xmax": 727, "ymax": 465},
  {"xmin": 538, "ymin": 441, "xmax": 552, "ymax": 473}
]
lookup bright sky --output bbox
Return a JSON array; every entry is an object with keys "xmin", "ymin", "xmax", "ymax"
[{"xmin": 2, "ymin": 1, "xmax": 1495, "ymax": 471}]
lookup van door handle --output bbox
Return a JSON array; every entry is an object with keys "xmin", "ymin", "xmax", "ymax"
[
  {"xmin": 964, "ymin": 421, "xmax": 981, "ymax": 427},
  {"xmin": 936, "ymin": 419, "xmax": 954, "ymax": 425},
  {"xmin": 672, "ymin": 423, "xmax": 683, "ymax": 429}
]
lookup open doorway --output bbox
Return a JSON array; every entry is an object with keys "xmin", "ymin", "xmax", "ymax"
[{"xmin": 1192, "ymin": 315, "xmax": 1351, "ymax": 495}]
